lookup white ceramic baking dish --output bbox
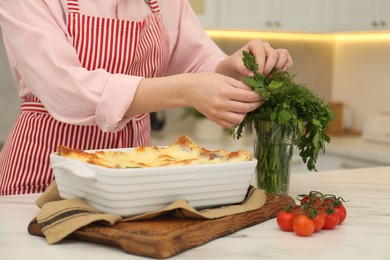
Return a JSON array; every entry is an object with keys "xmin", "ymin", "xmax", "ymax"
[{"xmin": 50, "ymin": 148, "xmax": 257, "ymax": 217}]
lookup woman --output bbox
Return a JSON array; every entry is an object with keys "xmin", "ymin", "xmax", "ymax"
[{"xmin": 0, "ymin": 0, "xmax": 293, "ymax": 195}]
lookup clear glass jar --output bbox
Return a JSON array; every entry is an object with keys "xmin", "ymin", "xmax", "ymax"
[{"xmin": 252, "ymin": 120, "xmax": 295, "ymax": 195}]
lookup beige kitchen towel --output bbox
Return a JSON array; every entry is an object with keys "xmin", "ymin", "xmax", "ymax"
[
  {"xmin": 35, "ymin": 183, "xmax": 266, "ymax": 244},
  {"xmin": 37, "ymin": 198, "xmax": 122, "ymax": 244},
  {"xmin": 35, "ymin": 181, "xmax": 62, "ymax": 208}
]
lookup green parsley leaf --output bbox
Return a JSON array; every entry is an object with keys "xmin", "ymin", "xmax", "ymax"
[{"xmin": 232, "ymin": 51, "xmax": 336, "ymax": 171}]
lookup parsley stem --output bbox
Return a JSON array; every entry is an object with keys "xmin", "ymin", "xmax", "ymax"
[{"xmin": 253, "ymin": 120, "xmax": 295, "ymax": 195}]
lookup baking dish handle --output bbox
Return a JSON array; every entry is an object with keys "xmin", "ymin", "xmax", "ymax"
[{"xmin": 52, "ymin": 161, "xmax": 97, "ymax": 179}]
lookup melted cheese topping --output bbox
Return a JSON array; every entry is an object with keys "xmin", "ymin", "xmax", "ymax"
[{"xmin": 57, "ymin": 136, "xmax": 252, "ymax": 168}]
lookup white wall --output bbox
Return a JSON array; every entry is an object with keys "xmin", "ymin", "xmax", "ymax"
[
  {"xmin": 0, "ymin": 30, "xmax": 19, "ymax": 144},
  {"xmin": 332, "ymin": 37, "xmax": 390, "ymax": 131}
]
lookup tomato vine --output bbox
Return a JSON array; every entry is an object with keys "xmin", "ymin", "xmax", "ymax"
[{"xmin": 276, "ymin": 190, "xmax": 348, "ymax": 237}]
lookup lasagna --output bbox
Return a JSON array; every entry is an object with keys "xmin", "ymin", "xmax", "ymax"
[{"xmin": 57, "ymin": 136, "xmax": 252, "ymax": 169}]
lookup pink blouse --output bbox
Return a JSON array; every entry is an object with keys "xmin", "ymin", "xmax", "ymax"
[{"xmin": 0, "ymin": 0, "xmax": 226, "ymax": 132}]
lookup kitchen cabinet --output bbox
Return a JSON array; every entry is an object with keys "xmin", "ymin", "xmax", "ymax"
[
  {"xmin": 217, "ymin": 0, "xmax": 269, "ymax": 30},
  {"xmin": 332, "ymin": 0, "xmax": 390, "ymax": 31},
  {"xmin": 188, "ymin": 0, "xmax": 219, "ymax": 29},
  {"xmin": 191, "ymin": 0, "xmax": 390, "ymax": 32},
  {"xmin": 217, "ymin": 0, "xmax": 330, "ymax": 32}
]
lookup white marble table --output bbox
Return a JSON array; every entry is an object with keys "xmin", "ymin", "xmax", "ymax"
[
  {"xmin": 153, "ymin": 133, "xmax": 390, "ymax": 173},
  {"xmin": 1, "ymin": 166, "xmax": 390, "ymax": 260}
]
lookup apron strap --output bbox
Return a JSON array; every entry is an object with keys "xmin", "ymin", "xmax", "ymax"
[
  {"xmin": 67, "ymin": 0, "xmax": 80, "ymax": 14},
  {"xmin": 145, "ymin": 0, "xmax": 160, "ymax": 13}
]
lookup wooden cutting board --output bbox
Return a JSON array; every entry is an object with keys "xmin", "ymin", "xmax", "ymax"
[{"xmin": 28, "ymin": 193, "xmax": 294, "ymax": 259}]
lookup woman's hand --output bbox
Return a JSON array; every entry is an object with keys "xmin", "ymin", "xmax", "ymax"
[
  {"xmin": 127, "ymin": 72, "xmax": 263, "ymax": 128},
  {"xmin": 128, "ymin": 39, "xmax": 292, "ymax": 128},
  {"xmin": 184, "ymin": 73, "xmax": 264, "ymax": 128},
  {"xmin": 216, "ymin": 39, "xmax": 293, "ymax": 80}
]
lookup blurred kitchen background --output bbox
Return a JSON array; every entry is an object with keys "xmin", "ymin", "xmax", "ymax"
[{"xmin": 1, "ymin": 0, "xmax": 390, "ymax": 172}]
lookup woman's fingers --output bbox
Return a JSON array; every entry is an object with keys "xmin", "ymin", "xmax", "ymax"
[
  {"xmin": 246, "ymin": 39, "xmax": 293, "ymax": 75},
  {"xmin": 276, "ymin": 49, "xmax": 294, "ymax": 71},
  {"xmin": 215, "ymin": 39, "xmax": 293, "ymax": 80},
  {"xmin": 188, "ymin": 73, "xmax": 266, "ymax": 128},
  {"xmin": 211, "ymin": 100, "xmax": 264, "ymax": 128},
  {"xmin": 247, "ymin": 39, "xmax": 271, "ymax": 74},
  {"xmin": 207, "ymin": 87, "xmax": 265, "ymax": 128}
]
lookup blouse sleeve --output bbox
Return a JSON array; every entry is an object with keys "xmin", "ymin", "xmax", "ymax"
[
  {"xmin": 161, "ymin": 0, "xmax": 227, "ymax": 76},
  {"xmin": 0, "ymin": 0, "xmax": 139, "ymax": 132}
]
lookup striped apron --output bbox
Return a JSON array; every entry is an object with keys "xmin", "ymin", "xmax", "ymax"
[{"xmin": 0, "ymin": 0, "xmax": 169, "ymax": 195}]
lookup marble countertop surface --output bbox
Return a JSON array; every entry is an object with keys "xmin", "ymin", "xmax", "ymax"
[
  {"xmin": 323, "ymin": 135, "xmax": 390, "ymax": 164},
  {"xmin": 152, "ymin": 132, "xmax": 390, "ymax": 165},
  {"xmin": 1, "ymin": 166, "xmax": 390, "ymax": 260}
]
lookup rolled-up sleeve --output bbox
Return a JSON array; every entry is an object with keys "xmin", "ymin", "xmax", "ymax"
[
  {"xmin": 0, "ymin": 0, "xmax": 139, "ymax": 132},
  {"xmin": 0, "ymin": 0, "xmax": 227, "ymax": 132}
]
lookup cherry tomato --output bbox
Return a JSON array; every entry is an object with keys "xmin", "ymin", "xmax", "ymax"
[
  {"xmin": 298, "ymin": 192, "xmax": 322, "ymax": 208},
  {"xmin": 277, "ymin": 210, "xmax": 297, "ymax": 232},
  {"xmin": 311, "ymin": 199, "xmax": 322, "ymax": 208},
  {"xmin": 276, "ymin": 204, "xmax": 299, "ymax": 232},
  {"xmin": 300, "ymin": 196, "xmax": 311, "ymax": 205},
  {"xmin": 312, "ymin": 211, "xmax": 326, "ymax": 232},
  {"xmin": 324, "ymin": 197, "xmax": 347, "ymax": 225},
  {"xmin": 334, "ymin": 205, "xmax": 347, "ymax": 225},
  {"xmin": 293, "ymin": 214, "xmax": 315, "ymax": 237},
  {"xmin": 323, "ymin": 212, "xmax": 339, "ymax": 230}
]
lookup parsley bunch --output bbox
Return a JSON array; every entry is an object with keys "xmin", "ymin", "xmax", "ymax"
[{"xmin": 233, "ymin": 51, "xmax": 336, "ymax": 171}]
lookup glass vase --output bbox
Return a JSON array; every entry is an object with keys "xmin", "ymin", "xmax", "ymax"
[{"xmin": 253, "ymin": 120, "xmax": 295, "ymax": 195}]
